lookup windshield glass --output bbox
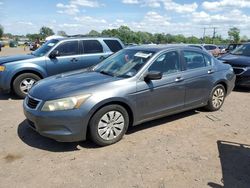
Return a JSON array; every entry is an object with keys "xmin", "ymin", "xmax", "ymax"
[
  {"xmin": 94, "ymin": 49, "xmax": 155, "ymax": 78},
  {"xmin": 32, "ymin": 39, "xmax": 59, "ymax": 57},
  {"xmin": 230, "ymin": 44, "xmax": 250, "ymax": 56}
]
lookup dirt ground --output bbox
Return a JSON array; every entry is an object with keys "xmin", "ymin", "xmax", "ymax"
[{"xmin": 0, "ymin": 47, "xmax": 250, "ymax": 188}]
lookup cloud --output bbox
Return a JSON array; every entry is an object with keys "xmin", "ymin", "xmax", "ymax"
[
  {"xmin": 122, "ymin": 0, "xmax": 198, "ymax": 12},
  {"xmin": 18, "ymin": 21, "xmax": 33, "ymax": 26},
  {"xmin": 202, "ymin": 0, "xmax": 250, "ymax": 11},
  {"xmin": 56, "ymin": 0, "xmax": 102, "ymax": 15},
  {"xmin": 122, "ymin": 0, "xmax": 139, "ymax": 4}
]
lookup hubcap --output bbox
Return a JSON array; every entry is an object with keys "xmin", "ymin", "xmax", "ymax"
[
  {"xmin": 98, "ymin": 111, "xmax": 125, "ymax": 141},
  {"xmin": 212, "ymin": 88, "xmax": 225, "ymax": 108},
  {"xmin": 20, "ymin": 78, "xmax": 36, "ymax": 94}
]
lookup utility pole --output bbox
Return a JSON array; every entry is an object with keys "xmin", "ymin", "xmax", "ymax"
[
  {"xmin": 203, "ymin": 27, "xmax": 206, "ymax": 43},
  {"xmin": 202, "ymin": 27, "xmax": 218, "ymax": 44},
  {"xmin": 212, "ymin": 27, "xmax": 217, "ymax": 44}
]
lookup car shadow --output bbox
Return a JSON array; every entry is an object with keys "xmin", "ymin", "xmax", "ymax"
[
  {"xmin": 18, "ymin": 110, "xmax": 199, "ymax": 152},
  {"xmin": 126, "ymin": 109, "xmax": 199, "ymax": 134},
  {"xmin": 208, "ymin": 140, "xmax": 250, "ymax": 188},
  {"xmin": 17, "ymin": 120, "xmax": 99, "ymax": 152},
  {"xmin": 0, "ymin": 92, "xmax": 20, "ymax": 100},
  {"xmin": 233, "ymin": 86, "xmax": 250, "ymax": 93}
]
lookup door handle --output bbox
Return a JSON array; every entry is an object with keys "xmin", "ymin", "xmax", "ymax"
[
  {"xmin": 175, "ymin": 77, "xmax": 184, "ymax": 82},
  {"xmin": 70, "ymin": 58, "xmax": 78, "ymax": 62},
  {"xmin": 208, "ymin": 69, "xmax": 214, "ymax": 74}
]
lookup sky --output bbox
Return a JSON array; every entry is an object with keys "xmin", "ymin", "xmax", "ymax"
[{"xmin": 0, "ymin": 0, "xmax": 250, "ymax": 38}]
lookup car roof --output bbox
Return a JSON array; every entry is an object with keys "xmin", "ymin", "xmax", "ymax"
[
  {"xmin": 125, "ymin": 44, "xmax": 205, "ymax": 53},
  {"xmin": 55, "ymin": 37, "xmax": 121, "ymax": 42}
]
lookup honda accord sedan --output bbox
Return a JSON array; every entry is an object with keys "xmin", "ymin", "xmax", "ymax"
[{"xmin": 23, "ymin": 45, "xmax": 235, "ymax": 146}]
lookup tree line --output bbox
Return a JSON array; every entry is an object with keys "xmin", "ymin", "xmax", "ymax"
[{"xmin": 0, "ymin": 24, "xmax": 248, "ymax": 45}]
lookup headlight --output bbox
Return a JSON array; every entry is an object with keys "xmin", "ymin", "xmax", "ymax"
[
  {"xmin": 0, "ymin": 66, "xmax": 5, "ymax": 72},
  {"xmin": 41, "ymin": 94, "xmax": 91, "ymax": 112}
]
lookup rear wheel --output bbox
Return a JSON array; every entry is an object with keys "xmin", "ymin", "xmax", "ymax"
[
  {"xmin": 13, "ymin": 73, "xmax": 41, "ymax": 98},
  {"xmin": 89, "ymin": 105, "xmax": 129, "ymax": 146},
  {"xmin": 205, "ymin": 84, "xmax": 226, "ymax": 111}
]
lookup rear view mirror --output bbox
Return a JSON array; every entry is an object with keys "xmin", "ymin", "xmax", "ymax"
[
  {"xmin": 144, "ymin": 71, "xmax": 162, "ymax": 81},
  {"xmin": 49, "ymin": 50, "xmax": 60, "ymax": 59}
]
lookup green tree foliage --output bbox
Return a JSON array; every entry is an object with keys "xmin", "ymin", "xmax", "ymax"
[
  {"xmin": 39, "ymin": 26, "xmax": 55, "ymax": 40},
  {"xmin": 0, "ymin": 24, "xmax": 4, "ymax": 38},
  {"xmin": 228, "ymin": 27, "xmax": 240, "ymax": 43},
  {"xmin": 88, "ymin": 30, "xmax": 100, "ymax": 36},
  {"xmin": 26, "ymin": 33, "xmax": 41, "ymax": 41},
  {"xmin": 100, "ymin": 25, "xmax": 230, "ymax": 45},
  {"xmin": 57, "ymin": 30, "xmax": 67, "ymax": 36}
]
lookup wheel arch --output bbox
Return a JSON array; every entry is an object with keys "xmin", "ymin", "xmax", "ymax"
[
  {"xmin": 85, "ymin": 99, "xmax": 135, "ymax": 139},
  {"xmin": 11, "ymin": 70, "xmax": 44, "ymax": 89}
]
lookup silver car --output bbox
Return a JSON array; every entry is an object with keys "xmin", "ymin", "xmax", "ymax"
[{"xmin": 23, "ymin": 45, "xmax": 235, "ymax": 146}]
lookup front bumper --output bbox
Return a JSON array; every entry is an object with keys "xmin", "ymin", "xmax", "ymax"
[
  {"xmin": 0, "ymin": 70, "xmax": 11, "ymax": 93},
  {"xmin": 235, "ymin": 76, "xmax": 250, "ymax": 87},
  {"xmin": 23, "ymin": 97, "xmax": 90, "ymax": 142}
]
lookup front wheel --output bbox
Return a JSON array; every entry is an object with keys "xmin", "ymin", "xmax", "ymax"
[
  {"xmin": 205, "ymin": 84, "xmax": 226, "ymax": 111},
  {"xmin": 89, "ymin": 105, "xmax": 129, "ymax": 146},
  {"xmin": 13, "ymin": 73, "xmax": 41, "ymax": 98}
]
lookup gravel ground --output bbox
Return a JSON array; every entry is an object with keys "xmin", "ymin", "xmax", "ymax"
[{"xmin": 0, "ymin": 47, "xmax": 250, "ymax": 188}]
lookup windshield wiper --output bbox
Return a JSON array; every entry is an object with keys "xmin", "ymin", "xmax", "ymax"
[{"xmin": 98, "ymin": 70, "xmax": 114, "ymax": 77}]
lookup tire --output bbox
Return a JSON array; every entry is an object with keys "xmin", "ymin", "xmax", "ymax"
[
  {"xmin": 89, "ymin": 105, "xmax": 129, "ymax": 146},
  {"xmin": 205, "ymin": 84, "xmax": 226, "ymax": 111},
  {"xmin": 13, "ymin": 73, "xmax": 41, "ymax": 98}
]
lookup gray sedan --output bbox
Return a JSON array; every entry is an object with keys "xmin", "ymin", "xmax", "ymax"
[{"xmin": 23, "ymin": 45, "xmax": 235, "ymax": 146}]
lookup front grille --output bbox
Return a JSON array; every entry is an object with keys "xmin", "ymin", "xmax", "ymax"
[
  {"xmin": 233, "ymin": 67, "xmax": 247, "ymax": 75},
  {"xmin": 27, "ymin": 96, "xmax": 40, "ymax": 109}
]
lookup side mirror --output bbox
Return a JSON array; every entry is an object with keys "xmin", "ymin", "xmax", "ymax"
[
  {"xmin": 144, "ymin": 71, "xmax": 162, "ymax": 81},
  {"xmin": 49, "ymin": 50, "xmax": 60, "ymax": 59}
]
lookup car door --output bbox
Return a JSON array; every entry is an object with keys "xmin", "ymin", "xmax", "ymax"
[
  {"xmin": 77, "ymin": 40, "xmax": 112, "ymax": 69},
  {"xmin": 136, "ymin": 50, "xmax": 185, "ymax": 122},
  {"xmin": 181, "ymin": 50, "xmax": 214, "ymax": 108},
  {"xmin": 46, "ymin": 40, "xmax": 80, "ymax": 76}
]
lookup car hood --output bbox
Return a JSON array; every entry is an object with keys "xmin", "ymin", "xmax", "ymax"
[
  {"xmin": 0, "ymin": 54, "xmax": 35, "ymax": 65},
  {"xmin": 29, "ymin": 71, "xmax": 121, "ymax": 100},
  {"xmin": 219, "ymin": 54, "xmax": 250, "ymax": 67}
]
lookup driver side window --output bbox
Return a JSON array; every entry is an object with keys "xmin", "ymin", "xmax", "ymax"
[
  {"xmin": 53, "ymin": 41, "xmax": 79, "ymax": 56},
  {"xmin": 148, "ymin": 51, "xmax": 180, "ymax": 74}
]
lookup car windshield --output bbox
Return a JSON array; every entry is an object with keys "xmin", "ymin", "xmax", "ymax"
[
  {"xmin": 230, "ymin": 44, "xmax": 250, "ymax": 56},
  {"xmin": 94, "ymin": 49, "xmax": 154, "ymax": 78},
  {"xmin": 31, "ymin": 39, "xmax": 59, "ymax": 57}
]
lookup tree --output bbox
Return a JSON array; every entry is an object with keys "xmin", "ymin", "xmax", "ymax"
[
  {"xmin": 228, "ymin": 27, "xmax": 240, "ymax": 43},
  {"xmin": 241, "ymin": 35, "xmax": 248, "ymax": 42},
  {"xmin": 88, "ymin": 30, "xmax": 100, "ymax": 36},
  {"xmin": 39, "ymin": 26, "xmax": 55, "ymax": 39},
  {"xmin": 0, "ymin": 25, "xmax": 4, "ymax": 38},
  {"xmin": 57, "ymin": 30, "xmax": 67, "ymax": 36}
]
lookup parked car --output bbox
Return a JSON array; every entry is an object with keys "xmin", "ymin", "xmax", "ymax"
[
  {"xmin": 219, "ymin": 43, "xmax": 250, "ymax": 87},
  {"xmin": 23, "ymin": 45, "xmax": 235, "ymax": 146},
  {"xmin": 186, "ymin": 44, "xmax": 210, "ymax": 53},
  {"xmin": 220, "ymin": 43, "xmax": 242, "ymax": 54},
  {"xmin": 9, "ymin": 41, "xmax": 18, "ymax": 48},
  {"xmin": 0, "ymin": 37, "xmax": 124, "ymax": 98},
  {"xmin": 203, "ymin": 44, "xmax": 221, "ymax": 57}
]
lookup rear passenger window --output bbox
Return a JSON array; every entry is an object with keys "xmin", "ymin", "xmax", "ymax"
[
  {"xmin": 183, "ymin": 51, "xmax": 206, "ymax": 70},
  {"xmin": 82, "ymin": 40, "xmax": 103, "ymax": 54},
  {"xmin": 104, "ymin": 40, "xmax": 123, "ymax": 52},
  {"xmin": 54, "ymin": 41, "xmax": 79, "ymax": 56}
]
